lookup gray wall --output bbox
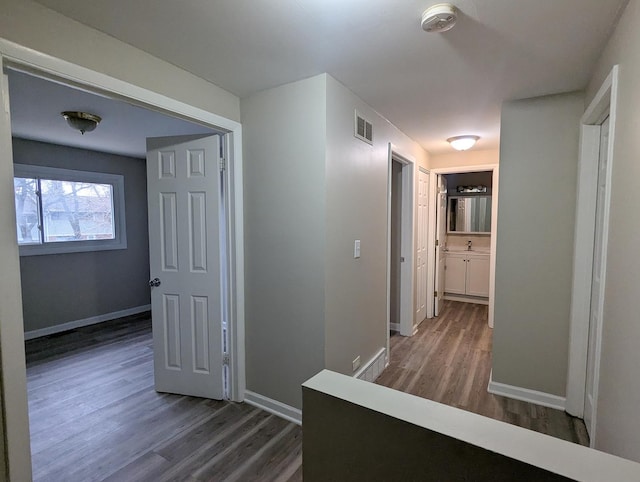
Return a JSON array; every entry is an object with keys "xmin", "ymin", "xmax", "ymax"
[
  {"xmin": 240, "ymin": 75, "xmax": 328, "ymax": 409},
  {"xmin": 584, "ymin": 0, "xmax": 640, "ymax": 461},
  {"xmin": 241, "ymin": 74, "xmax": 430, "ymax": 409},
  {"xmin": 493, "ymin": 92, "xmax": 583, "ymax": 396},
  {"xmin": 13, "ymin": 138, "xmax": 150, "ymax": 333},
  {"xmin": 323, "ymin": 75, "xmax": 430, "ymax": 372}
]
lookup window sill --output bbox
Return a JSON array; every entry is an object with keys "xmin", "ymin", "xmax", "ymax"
[{"xmin": 19, "ymin": 239, "xmax": 127, "ymax": 256}]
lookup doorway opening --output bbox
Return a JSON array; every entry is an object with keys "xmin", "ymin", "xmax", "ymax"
[
  {"xmin": 427, "ymin": 164, "xmax": 499, "ymax": 328},
  {"xmin": 386, "ymin": 148, "xmax": 415, "ymax": 340},
  {"xmin": 566, "ymin": 65, "xmax": 618, "ymax": 447},
  {"xmin": 0, "ymin": 46, "xmax": 244, "ymax": 478}
]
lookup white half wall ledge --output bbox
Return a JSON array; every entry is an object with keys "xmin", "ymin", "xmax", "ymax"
[
  {"xmin": 244, "ymin": 390, "xmax": 302, "ymax": 425},
  {"xmin": 24, "ymin": 304, "xmax": 151, "ymax": 340},
  {"xmin": 302, "ymin": 370, "xmax": 640, "ymax": 482},
  {"xmin": 487, "ymin": 371, "xmax": 566, "ymax": 411}
]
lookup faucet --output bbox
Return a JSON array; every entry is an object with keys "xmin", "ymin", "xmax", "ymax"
[{"xmin": 467, "ymin": 240, "xmax": 472, "ymax": 251}]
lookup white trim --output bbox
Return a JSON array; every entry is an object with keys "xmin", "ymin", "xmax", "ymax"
[
  {"xmin": 354, "ymin": 347, "xmax": 387, "ymax": 382},
  {"xmin": 24, "ymin": 305, "xmax": 151, "ymax": 340},
  {"xmin": 488, "ymin": 371, "xmax": 566, "ymax": 411},
  {"xmin": 0, "ymin": 39, "xmax": 246, "ymax": 479},
  {"xmin": 390, "ymin": 322, "xmax": 400, "ymax": 332},
  {"xmin": 427, "ymin": 164, "xmax": 498, "ymax": 328},
  {"xmin": 443, "ymin": 294, "xmax": 489, "ymax": 305},
  {"xmin": 244, "ymin": 390, "xmax": 302, "ymax": 425},
  {"xmin": 566, "ymin": 66, "xmax": 618, "ymax": 444}
]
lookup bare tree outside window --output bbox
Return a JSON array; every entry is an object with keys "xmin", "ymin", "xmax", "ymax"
[
  {"xmin": 14, "ymin": 177, "xmax": 40, "ymax": 244},
  {"xmin": 40, "ymin": 180, "xmax": 115, "ymax": 242}
]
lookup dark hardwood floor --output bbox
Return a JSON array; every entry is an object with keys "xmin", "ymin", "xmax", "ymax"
[
  {"xmin": 377, "ymin": 300, "xmax": 589, "ymax": 446},
  {"xmin": 25, "ymin": 314, "xmax": 302, "ymax": 482}
]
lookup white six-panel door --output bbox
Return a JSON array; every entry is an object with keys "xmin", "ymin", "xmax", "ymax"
[
  {"xmin": 434, "ymin": 175, "xmax": 447, "ymax": 315},
  {"xmin": 147, "ymin": 134, "xmax": 224, "ymax": 399},
  {"xmin": 416, "ymin": 169, "xmax": 429, "ymax": 323}
]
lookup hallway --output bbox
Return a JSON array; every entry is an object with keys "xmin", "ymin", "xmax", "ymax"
[{"xmin": 377, "ymin": 300, "xmax": 589, "ymax": 445}]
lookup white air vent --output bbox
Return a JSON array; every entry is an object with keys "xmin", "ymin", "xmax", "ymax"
[{"xmin": 355, "ymin": 111, "xmax": 373, "ymax": 145}]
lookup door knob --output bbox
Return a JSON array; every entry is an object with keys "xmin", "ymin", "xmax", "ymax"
[{"xmin": 148, "ymin": 278, "xmax": 161, "ymax": 287}]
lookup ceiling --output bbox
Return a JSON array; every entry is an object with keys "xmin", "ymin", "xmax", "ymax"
[
  {"xmin": 8, "ymin": 70, "xmax": 215, "ymax": 158},
  {"xmin": 34, "ymin": 0, "xmax": 628, "ymax": 154}
]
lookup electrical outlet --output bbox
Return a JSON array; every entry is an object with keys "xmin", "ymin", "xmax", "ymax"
[{"xmin": 352, "ymin": 355, "xmax": 361, "ymax": 371}]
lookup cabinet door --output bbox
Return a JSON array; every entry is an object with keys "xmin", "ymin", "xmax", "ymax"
[
  {"xmin": 466, "ymin": 256, "xmax": 490, "ymax": 297},
  {"xmin": 444, "ymin": 254, "xmax": 467, "ymax": 295}
]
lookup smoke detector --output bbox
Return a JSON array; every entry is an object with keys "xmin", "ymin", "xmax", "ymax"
[{"xmin": 421, "ymin": 3, "xmax": 458, "ymax": 33}]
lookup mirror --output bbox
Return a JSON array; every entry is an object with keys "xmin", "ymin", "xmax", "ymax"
[{"xmin": 448, "ymin": 196, "xmax": 491, "ymax": 234}]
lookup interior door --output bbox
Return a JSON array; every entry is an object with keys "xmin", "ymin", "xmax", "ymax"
[
  {"xmin": 147, "ymin": 134, "xmax": 224, "ymax": 399},
  {"xmin": 434, "ymin": 175, "xmax": 447, "ymax": 315},
  {"xmin": 584, "ymin": 116, "xmax": 610, "ymax": 438},
  {"xmin": 415, "ymin": 168, "xmax": 429, "ymax": 323}
]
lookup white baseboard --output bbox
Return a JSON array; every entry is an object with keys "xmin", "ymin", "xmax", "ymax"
[
  {"xmin": 390, "ymin": 322, "xmax": 400, "ymax": 332},
  {"xmin": 354, "ymin": 347, "xmax": 387, "ymax": 383},
  {"xmin": 443, "ymin": 294, "xmax": 489, "ymax": 305},
  {"xmin": 487, "ymin": 371, "xmax": 566, "ymax": 411},
  {"xmin": 24, "ymin": 304, "xmax": 151, "ymax": 341},
  {"xmin": 244, "ymin": 390, "xmax": 302, "ymax": 425}
]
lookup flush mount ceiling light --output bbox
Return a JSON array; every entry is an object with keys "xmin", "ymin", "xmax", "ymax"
[
  {"xmin": 61, "ymin": 111, "xmax": 102, "ymax": 135},
  {"xmin": 447, "ymin": 135, "xmax": 480, "ymax": 151},
  {"xmin": 421, "ymin": 3, "xmax": 458, "ymax": 33}
]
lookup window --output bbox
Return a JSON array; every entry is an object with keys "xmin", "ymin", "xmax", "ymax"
[{"xmin": 13, "ymin": 164, "xmax": 127, "ymax": 255}]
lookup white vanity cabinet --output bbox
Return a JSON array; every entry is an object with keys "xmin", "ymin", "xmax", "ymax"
[
  {"xmin": 443, "ymin": 253, "xmax": 467, "ymax": 295},
  {"xmin": 444, "ymin": 251, "xmax": 490, "ymax": 299}
]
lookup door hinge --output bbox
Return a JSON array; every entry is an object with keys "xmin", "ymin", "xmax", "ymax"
[
  {"xmin": 223, "ymin": 353, "xmax": 230, "ymax": 365},
  {"xmin": 219, "ymin": 157, "xmax": 226, "ymax": 171},
  {"xmin": 435, "ymin": 239, "xmax": 439, "ymax": 247},
  {"xmin": 434, "ymin": 291, "xmax": 438, "ymax": 297}
]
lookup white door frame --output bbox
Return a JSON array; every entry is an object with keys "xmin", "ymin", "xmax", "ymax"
[
  {"xmin": 386, "ymin": 144, "xmax": 416, "ymax": 343},
  {"xmin": 0, "ymin": 39, "xmax": 246, "ymax": 480},
  {"xmin": 426, "ymin": 164, "xmax": 499, "ymax": 327},
  {"xmin": 565, "ymin": 66, "xmax": 618, "ymax": 441}
]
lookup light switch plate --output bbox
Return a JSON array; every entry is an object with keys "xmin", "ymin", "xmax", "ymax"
[
  {"xmin": 354, "ymin": 239, "xmax": 361, "ymax": 258},
  {"xmin": 352, "ymin": 355, "xmax": 361, "ymax": 371}
]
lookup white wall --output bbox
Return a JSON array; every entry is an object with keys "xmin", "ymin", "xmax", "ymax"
[
  {"xmin": 493, "ymin": 92, "xmax": 584, "ymax": 396},
  {"xmin": 324, "ymin": 76, "xmax": 429, "ymax": 372},
  {"xmin": 583, "ymin": 0, "xmax": 640, "ymax": 462},
  {"xmin": 241, "ymin": 75, "xmax": 328, "ymax": 409},
  {"xmin": 0, "ymin": 0, "xmax": 239, "ymax": 122}
]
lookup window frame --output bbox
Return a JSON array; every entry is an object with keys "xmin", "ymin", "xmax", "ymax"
[{"xmin": 14, "ymin": 164, "xmax": 127, "ymax": 256}]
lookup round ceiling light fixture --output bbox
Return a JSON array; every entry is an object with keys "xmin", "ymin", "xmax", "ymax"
[
  {"xmin": 447, "ymin": 135, "xmax": 480, "ymax": 151},
  {"xmin": 421, "ymin": 3, "xmax": 458, "ymax": 33},
  {"xmin": 61, "ymin": 111, "xmax": 102, "ymax": 135}
]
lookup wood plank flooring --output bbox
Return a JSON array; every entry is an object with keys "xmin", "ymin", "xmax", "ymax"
[
  {"xmin": 377, "ymin": 300, "xmax": 589, "ymax": 446},
  {"xmin": 25, "ymin": 314, "xmax": 302, "ymax": 482}
]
